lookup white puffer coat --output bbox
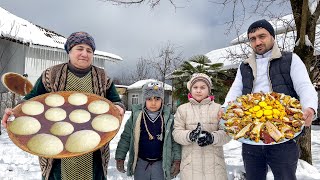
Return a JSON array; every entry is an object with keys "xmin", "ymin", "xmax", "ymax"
[{"xmin": 172, "ymin": 97, "xmax": 231, "ymax": 180}]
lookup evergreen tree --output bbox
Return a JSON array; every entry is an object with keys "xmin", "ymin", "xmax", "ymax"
[{"xmin": 172, "ymin": 55, "xmax": 236, "ymax": 106}]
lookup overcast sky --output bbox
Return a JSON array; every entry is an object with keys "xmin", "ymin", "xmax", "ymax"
[{"xmin": 0, "ymin": 0, "xmax": 291, "ymax": 77}]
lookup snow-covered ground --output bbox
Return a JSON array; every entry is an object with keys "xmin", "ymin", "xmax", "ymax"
[{"xmin": 1, "ymin": 111, "xmax": 319, "ymax": 180}]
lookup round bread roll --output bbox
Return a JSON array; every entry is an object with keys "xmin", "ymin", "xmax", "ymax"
[
  {"xmin": 45, "ymin": 108, "xmax": 67, "ymax": 122},
  {"xmin": 50, "ymin": 122, "xmax": 74, "ymax": 136},
  {"xmin": 88, "ymin": 100, "xmax": 110, "ymax": 114},
  {"xmin": 92, "ymin": 114, "xmax": 119, "ymax": 132},
  {"xmin": 27, "ymin": 134, "xmax": 64, "ymax": 156},
  {"xmin": 65, "ymin": 130, "xmax": 101, "ymax": 153},
  {"xmin": 45, "ymin": 94, "xmax": 65, "ymax": 107},
  {"xmin": 9, "ymin": 116, "xmax": 41, "ymax": 135},
  {"xmin": 69, "ymin": 109, "xmax": 91, "ymax": 123},
  {"xmin": 68, "ymin": 93, "xmax": 88, "ymax": 106},
  {"xmin": 21, "ymin": 101, "xmax": 44, "ymax": 115}
]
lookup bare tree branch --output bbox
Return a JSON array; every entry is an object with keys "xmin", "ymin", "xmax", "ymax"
[
  {"xmin": 130, "ymin": 57, "xmax": 151, "ymax": 81},
  {"xmin": 99, "ymin": 0, "xmax": 179, "ymax": 9},
  {"xmin": 144, "ymin": 41, "xmax": 184, "ymax": 83}
]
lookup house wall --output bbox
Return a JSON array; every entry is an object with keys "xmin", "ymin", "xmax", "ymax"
[
  {"xmin": 0, "ymin": 39, "xmax": 117, "ymax": 96},
  {"xmin": 0, "ymin": 39, "xmax": 26, "ymax": 93},
  {"xmin": 127, "ymin": 88, "xmax": 172, "ymax": 111},
  {"xmin": 127, "ymin": 89, "xmax": 142, "ymax": 110},
  {"xmin": 164, "ymin": 91, "xmax": 172, "ymax": 106},
  {"xmin": 25, "ymin": 47, "xmax": 68, "ymax": 84},
  {"xmin": 25, "ymin": 47, "xmax": 106, "ymax": 85},
  {"xmin": 115, "ymin": 87, "xmax": 128, "ymax": 110}
]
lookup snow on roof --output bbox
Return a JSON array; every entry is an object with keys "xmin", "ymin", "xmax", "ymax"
[
  {"xmin": 115, "ymin": 85, "xmax": 129, "ymax": 88},
  {"xmin": 205, "ymin": 43, "xmax": 251, "ymax": 67},
  {"xmin": 231, "ymin": 14, "xmax": 296, "ymax": 45},
  {"xmin": 127, "ymin": 79, "xmax": 172, "ymax": 91},
  {"xmin": 0, "ymin": 6, "xmax": 122, "ymax": 61},
  {"xmin": 207, "ymin": 14, "xmax": 320, "ymax": 68}
]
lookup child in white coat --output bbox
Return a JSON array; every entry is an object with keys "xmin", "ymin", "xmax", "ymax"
[{"xmin": 172, "ymin": 73, "xmax": 230, "ymax": 180}]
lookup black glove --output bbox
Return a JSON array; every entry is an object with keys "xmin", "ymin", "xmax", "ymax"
[
  {"xmin": 189, "ymin": 122, "xmax": 201, "ymax": 142},
  {"xmin": 197, "ymin": 131, "xmax": 214, "ymax": 147}
]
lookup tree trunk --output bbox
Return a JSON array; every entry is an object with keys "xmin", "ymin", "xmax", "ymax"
[
  {"xmin": 291, "ymin": 0, "xmax": 315, "ymax": 165},
  {"xmin": 297, "ymin": 127, "xmax": 312, "ymax": 164},
  {"xmin": 294, "ymin": 45, "xmax": 314, "ymax": 164}
]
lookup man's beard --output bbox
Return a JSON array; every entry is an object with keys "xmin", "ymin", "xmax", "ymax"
[{"xmin": 254, "ymin": 45, "xmax": 272, "ymax": 55}]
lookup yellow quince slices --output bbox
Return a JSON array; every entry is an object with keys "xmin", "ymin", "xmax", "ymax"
[
  {"xmin": 258, "ymin": 101, "xmax": 267, "ymax": 107},
  {"xmin": 256, "ymin": 110, "xmax": 264, "ymax": 118},
  {"xmin": 223, "ymin": 92, "xmax": 304, "ymax": 144},
  {"xmin": 263, "ymin": 109, "xmax": 273, "ymax": 116}
]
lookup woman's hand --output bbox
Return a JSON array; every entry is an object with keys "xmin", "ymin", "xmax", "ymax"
[
  {"xmin": 115, "ymin": 105, "xmax": 124, "ymax": 116},
  {"xmin": 1, "ymin": 108, "xmax": 13, "ymax": 128}
]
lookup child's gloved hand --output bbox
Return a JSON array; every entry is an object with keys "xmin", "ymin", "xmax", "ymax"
[
  {"xmin": 189, "ymin": 122, "xmax": 201, "ymax": 142},
  {"xmin": 116, "ymin": 159, "xmax": 126, "ymax": 173},
  {"xmin": 170, "ymin": 160, "xmax": 181, "ymax": 178},
  {"xmin": 197, "ymin": 131, "xmax": 214, "ymax": 147}
]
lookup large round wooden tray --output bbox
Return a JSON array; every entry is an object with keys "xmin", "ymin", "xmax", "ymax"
[{"xmin": 7, "ymin": 91, "xmax": 122, "ymax": 158}]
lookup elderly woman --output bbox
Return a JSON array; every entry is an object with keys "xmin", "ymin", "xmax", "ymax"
[{"xmin": 1, "ymin": 31, "xmax": 125, "ymax": 180}]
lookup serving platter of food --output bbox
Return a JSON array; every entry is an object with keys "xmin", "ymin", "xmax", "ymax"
[
  {"xmin": 7, "ymin": 91, "xmax": 122, "ymax": 158},
  {"xmin": 221, "ymin": 92, "xmax": 304, "ymax": 145}
]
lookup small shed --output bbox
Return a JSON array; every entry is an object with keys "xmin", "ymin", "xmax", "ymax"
[
  {"xmin": 115, "ymin": 85, "xmax": 128, "ymax": 109},
  {"xmin": 126, "ymin": 79, "xmax": 172, "ymax": 110}
]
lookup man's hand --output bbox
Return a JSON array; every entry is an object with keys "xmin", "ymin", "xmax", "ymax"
[
  {"xmin": 115, "ymin": 105, "xmax": 124, "ymax": 116},
  {"xmin": 197, "ymin": 131, "xmax": 214, "ymax": 147},
  {"xmin": 189, "ymin": 122, "xmax": 201, "ymax": 142},
  {"xmin": 170, "ymin": 160, "xmax": 181, "ymax": 178},
  {"xmin": 218, "ymin": 108, "xmax": 224, "ymax": 120},
  {"xmin": 303, "ymin": 107, "xmax": 315, "ymax": 127},
  {"xmin": 116, "ymin": 159, "xmax": 126, "ymax": 173},
  {"xmin": 1, "ymin": 108, "xmax": 13, "ymax": 128}
]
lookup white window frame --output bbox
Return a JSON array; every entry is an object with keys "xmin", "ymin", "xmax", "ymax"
[{"xmin": 132, "ymin": 94, "xmax": 139, "ymax": 105}]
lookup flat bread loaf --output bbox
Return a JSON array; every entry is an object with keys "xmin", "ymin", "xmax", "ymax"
[
  {"xmin": 27, "ymin": 134, "xmax": 64, "ymax": 156},
  {"xmin": 92, "ymin": 114, "xmax": 119, "ymax": 132},
  {"xmin": 69, "ymin": 109, "xmax": 91, "ymax": 123},
  {"xmin": 21, "ymin": 101, "xmax": 44, "ymax": 115},
  {"xmin": 68, "ymin": 93, "xmax": 88, "ymax": 106},
  {"xmin": 9, "ymin": 116, "xmax": 41, "ymax": 135},
  {"xmin": 45, "ymin": 94, "xmax": 65, "ymax": 107},
  {"xmin": 65, "ymin": 130, "xmax": 101, "ymax": 153},
  {"xmin": 50, "ymin": 122, "xmax": 74, "ymax": 136},
  {"xmin": 88, "ymin": 100, "xmax": 110, "ymax": 114},
  {"xmin": 45, "ymin": 108, "xmax": 67, "ymax": 122}
]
